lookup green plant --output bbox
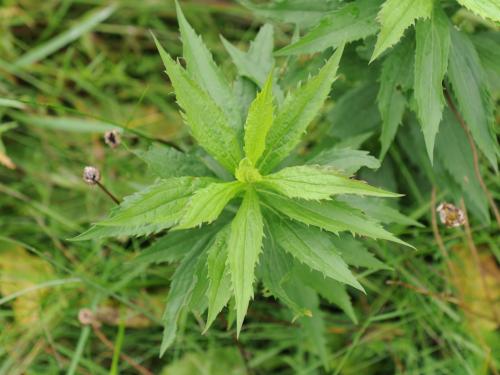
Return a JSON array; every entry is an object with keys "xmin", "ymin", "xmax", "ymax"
[{"xmin": 76, "ymin": 2, "xmax": 411, "ymax": 361}]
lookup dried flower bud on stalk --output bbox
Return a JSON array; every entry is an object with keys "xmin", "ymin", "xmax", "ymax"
[
  {"xmin": 83, "ymin": 166, "xmax": 101, "ymax": 185},
  {"xmin": 437, "ymin": 202, "xmax": 465, "ymax": 228},
  {"xmin": 82, "ymin": 166, "xmax": 120, "ymax": 204},
  {"xmin": 104, "ymin": 129, "xmax": 121, "ymax": 148},
  {"xmin": 78, "ymin": 308, "xmax": 100, "ymax": 327}
]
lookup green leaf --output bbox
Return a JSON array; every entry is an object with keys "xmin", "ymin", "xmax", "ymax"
[
  {"xmin": 238, "ymin": 0, "xmax": 341, "ymax": 28},
  {"xmin": 328, "ymin": 82, "xmax": 380, "ymax": 139},
  {"xmin": 176, "ymin": 181, "xmax": 242, "ymax": 230},
  {"xmin": 261, "ymin": 165, "xmax": 400, "ymax": 200},
  {"xmin": 74, "ymin": 177, "xmax": 214, "ymax": 240},
  {"xmin": 244, "ymin": 73, "xmax": 274, "ymax": 165},
  {"xmin": 378, "ymin": 39, "xmax": 414, "ymax": 158},
  {"xmin": 330, "ymin": 234, "xmax": 390, "ymax": 270},
  {"xmin": 297, "ymin": 264, "xmax": 357, "ymax": 323},
  {"xmin": 205, "ymin": 226, "xmax": 232, "ymax": 331},
  {"xmin": 371, "ymin": 0, "xmax": 433, "ymax": 62},
  {"xmin": 259, "ymin": 46, "xmax": 344, "ymax": 173},
  {"xmin": 259, "ymin": 234, "xmax": 310, "ymax": 317},
  {"xmin": 307, "ymin": 147, "xmax": 381, "ymax": 176},
  {"xmin": 456, "ymin": 0, "xmax": 500, "ymax": 22},
  {"xmin": 72, "ymin": 223, "xmax": 165, "ymax": 241},
  {"xmin": 341, "ymin": 196, "xmax": 423, "ymax": 227},
  {"xmin": 472, "ymin": 33, "xmax": 500, "ymax": 95},
  {"xmin": 448, "ymin": 27, "xmax": 498, "ymax": 171},
  {"xmin": 275, "ymin": 0, "xmax": 381, "ymax": 56},
  {"xmin": 263, "ymin": 192, "xmax": 410, "ymax": 246},
  {"xmin": 289, "ymin": 284, "xmax": 329, "ymax": 369},
  {"xmin": 99, "ymin": 177, "xmax": 214, "ymax": 227},
  {"xmin": 175, "ymin": 1, "xmax": 241, "ymax": 130},
  {"xmin": 153, "ymin": 35, "xmax": 243, "ymax": 172},
  {"xmin": 435, "ymin": 109, "xmax": 490, "ymax": 223},
  {"xmin": 414, "ymin": 5, "xmax": 450, "ymax": 162},
  {"xmin": 227, "ymin": 188, "xmax": 264, "ymax": 336},
  {"xmin": 221, "ymin": 24, "xmax": 274, "ymax": 88},
  {"xmin": 160, "ymin": 244, "xmax": 206, "ymax": 355},
  {"xmin": 130, "ymin": 226, "xmax": 217, "ymax": 266},
  {"xmin": 269, "ymin": 219, "xmax": 364, "ymax": 291},
  {"xmin": 134, "ymin": 144, "xmax": 212, "ymax": 178}
]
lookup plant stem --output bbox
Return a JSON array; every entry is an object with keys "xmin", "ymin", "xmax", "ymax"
[{"xmin": 96, "ymin": 181, "xmax": 120, "ymax": 205}]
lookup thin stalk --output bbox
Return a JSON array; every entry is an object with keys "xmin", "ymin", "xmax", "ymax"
[{"xmin": 95, "ymin": 181, "xmax": 120, "ymax": 205}]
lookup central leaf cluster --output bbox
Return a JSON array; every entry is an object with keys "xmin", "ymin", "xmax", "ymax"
[{"xmin": 235, "ymin": 159, "xmax": 262, "ymax": 184}]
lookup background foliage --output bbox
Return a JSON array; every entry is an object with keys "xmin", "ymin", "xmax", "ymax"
[{"xmin": 0, "ymin": 0, "xmax": 498, "ymax": 374}]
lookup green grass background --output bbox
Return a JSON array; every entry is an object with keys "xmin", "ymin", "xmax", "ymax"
[{"xmin": 0, "ymin": 1, "xmax": 498, "ymax": 374}]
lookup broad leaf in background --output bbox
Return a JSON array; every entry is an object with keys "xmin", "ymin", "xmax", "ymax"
[
  {"xmin": 238, "ymin": 0, "xmax": 341, "ymax": 28},
  {"xmin": 307, "ymin": 147, "xmax": 381, "ymax": 176},
  {"xmin": 331, "ymin": 234, "xmax": 390, "ymax": 271},
  {"xmin": 472, "ymin": 33, "xmax": 500, "ymax": 96},
  {"xmin": 227, "ymin": 189, "xmax": 264, "ymax": 336},
  {"xmin": 259, "ymin": 45, "xmax": 344, "ymax": 173},
  {"xmin": 275, "ymin": 0, "xmax": 381, "ymax": 56},
  {"xmin": 289, "ymin": 284, "xmax": 329, "ymax": 369},
  {"xmin": 297, "ymin": 263, "xmax": 357, "ymax": 323},
  {"xmin": 328, "ymin": 82, "xmax": 380, "ymax": 139},
  {"xmin": 371, "ymin": 0, "xmax": 433, "ymax": 62},
  {"xmin": 414, "ymin": 5, "xmax": 450, "ymax": 162},
  {"xmin": 378, "ymin": 39, "xmax": 414, "ymax": 158},
  {"xmin": 448, "ymin": 27, "xmax": 498, "ymax": 171},
  {"xmin": 456, "ymin": 0, "xmax": 500, "ymax": 22},
  {"xmin": 175, "ymin": 1, "xmax": 241, "ymax": 130},
  {"xmin": 341, "ymin": 196, "xmax": 423, "ymax": 228},
  {"xmin": 222, "ymin": 24, "xmax": 274, "ymax": 88},
  {"xmin": 435, "ymin": 109, "xmax": 490, "ymax": 223}
]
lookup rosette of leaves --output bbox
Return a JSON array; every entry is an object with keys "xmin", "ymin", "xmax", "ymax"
[{"xmin": 76, "ymin": 3, "xmax": 409, "ymax": 359}]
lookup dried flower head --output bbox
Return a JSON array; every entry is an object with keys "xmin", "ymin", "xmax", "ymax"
[
  {"xmin": 78, "ymin": 308, "xmax": 98, "ymax": 326},
  {"xmin": 437, "ymin": 202, "xmax": 465, "ymax": 228},
  {"xmin": 83, "ymin": 166, "xmax": 101, "ymax": 185},
  {"xmin": 104, "ymin": 129, "xmax": 121, "ymax": 148}
]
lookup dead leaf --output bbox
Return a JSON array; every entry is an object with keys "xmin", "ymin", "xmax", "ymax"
[
  {"xmin": 0, "ymin": 246, "xmax": 54, "ymax": 325},
  {"xmin": 0, "ymin": 151, "xmax": 15, "ymax": 169}
]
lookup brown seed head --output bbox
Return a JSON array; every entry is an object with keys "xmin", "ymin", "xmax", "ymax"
[
  {"xmin": 104, "ymin": 129, "xmax": 121, "ymax": 148},
  {"xmin": 78, "ymin": 308, "xmax": 95, "ymax": 326},
  {"xmin": 437, "ymin": 202, "xmax": 465, "ymax": 228},
  {"xmin": 83, "ymin": 166, "xmax": 101, "ymax": 185}
]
